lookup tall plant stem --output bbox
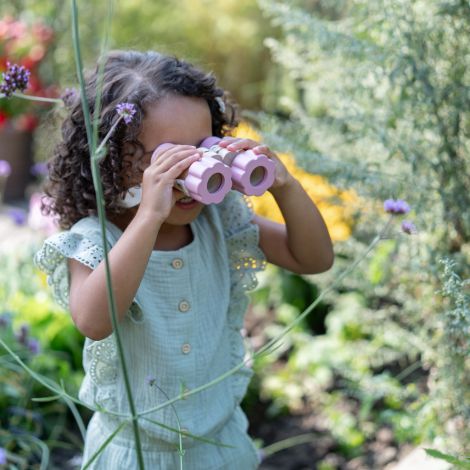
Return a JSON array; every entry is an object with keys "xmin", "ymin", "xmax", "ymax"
[{"xmin": 70, "ymin": 1, "xmax": 145, "ymax": 468}]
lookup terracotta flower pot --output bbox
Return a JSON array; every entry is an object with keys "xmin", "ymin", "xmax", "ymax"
[{"xmin": 0, "ymin": 128, "xmax": 34, "ymax": 202}]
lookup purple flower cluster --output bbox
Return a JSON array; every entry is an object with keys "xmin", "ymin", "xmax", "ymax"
[
  {"xmin": 0, "ymin": 447, "xmax": 6, "ymax": 465},
  {"xmin": 15, "ymin": 323, "xmax": 41, "ymax": 355},
  {"xmin": 116, "ymin": 102, "xmax": 137, "ymax": 124},
  {"xmin": 0, "ymin": 62, "xmax": 31, "ymax": 97},
  {"xmin": 8, "ymin": 208, "xmax": 27, "ymax": 226},
  {"xmin": 0, "ymin": 313, "xmax": 11, "ymax": 328},
  {"xmin": 401, "ymin": 220, "xmax": 417, "ymax": 234},
  {"xmin": 145, "ymin": 374, "xmax": 156, "ymax": 387},
  {"xmin": 383, "ymin": 198, "xmax": 418, "ymax": 235},
  {"xmin": 30, "ymin": 162, "xmax": 48, "ymax": 177},
  {"xmin": 384, "ymin": 199, "xmax": 410, "ymax": 215},
  {"xmin": 60, "ymin": 87, "xmax": 78, "ymax": 107},
  {"xmin": 0, "ymin": 160, "xmax": 11, "ymax": 177}
]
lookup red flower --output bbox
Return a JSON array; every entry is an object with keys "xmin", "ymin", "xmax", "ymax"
[
  {"xmin": 0, "ymin": 16, "xmax": 55, "ymax": 130},
  {"xmin": 0, "ymin": 111, "xmax": 7, "ymax": 128}
]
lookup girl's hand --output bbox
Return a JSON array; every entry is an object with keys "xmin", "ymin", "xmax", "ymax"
[
  {"xmin": 137, "ymin": 145, "xmax": 202, "ymax": 223},
  {"xmin": 217, "ymin": 137, "xmax": 294, "ymax": 190}
]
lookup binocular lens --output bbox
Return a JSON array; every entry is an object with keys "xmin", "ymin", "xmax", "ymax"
[
  {"xmin": 250, "ymin": 166, "xmax": 267, "ymax": 186},
  {"xmin": 207, "ymin": 173, "xmax": 224, "ymax": 193}
]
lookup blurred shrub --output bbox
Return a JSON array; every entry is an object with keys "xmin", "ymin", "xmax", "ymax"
[
  {"xmin": 253, "ymin": 0, "xmax": 470, "ymax": 455},
  {"xmin": 0, "ymin": 246, "xmax": 85, "ymax": 468}
]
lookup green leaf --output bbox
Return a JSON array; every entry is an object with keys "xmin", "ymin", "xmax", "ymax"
[{"xmin": 424, "ymin": 448, "xmax": 470, "ymax": 469}]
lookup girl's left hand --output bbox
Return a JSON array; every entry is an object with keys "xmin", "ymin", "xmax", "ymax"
[{"xmin": 217, "ymin": 137, "xmax": 294, "ymax": 190}]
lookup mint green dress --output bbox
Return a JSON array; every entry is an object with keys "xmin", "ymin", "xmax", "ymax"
[{"xmin": 35, "ymin": 191, "xmax": 266, "ymax": 470}]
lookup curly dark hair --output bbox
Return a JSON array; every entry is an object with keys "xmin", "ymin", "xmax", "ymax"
[{"xmin": 43, "ymin": 50, "xmax": 239, "ymax": 229}]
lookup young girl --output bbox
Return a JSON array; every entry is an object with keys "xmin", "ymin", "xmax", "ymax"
[{"xmin": 35, "ymin": 50, "xmax": 334, "ymax": 469}]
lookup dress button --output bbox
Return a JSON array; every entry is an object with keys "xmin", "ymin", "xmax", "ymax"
[
  {"xmin": 178, "ymin": 300, "xmax": 190, "ymax": 312},
  {"xmin": 171, "ymin": 258, "xmax": 184, "ymax": 269},
  {"xmin": 181, "ymin": 343, "xmax": 191, "ymax": 354}
]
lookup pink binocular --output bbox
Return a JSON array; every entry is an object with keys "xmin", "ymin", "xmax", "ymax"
[{"xmin": 154, "ymin": 137, "xmax": 276, "ymax": 204}]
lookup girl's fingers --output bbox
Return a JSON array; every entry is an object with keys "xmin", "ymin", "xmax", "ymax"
[
  {"xmin": 150, "ymin": 147, "xmax": 201, "ymax": 174},
  {"xmin": 219, "ymin": 138, "xmax": 259, "ymax": 151},
  {"xmin": 163, "ymin": 154, "xmax": 202, "ymax": 181},
  {"xmin": 252, "ymin": 144, "xmax": 276, "ymax": 159},
  {"xmin": 151, "ymin": 145, "xmax": 197, "ymax": 164},
  {"xmin": 217, "ymin": 137, "xmax": 237, "ymax": 147}
]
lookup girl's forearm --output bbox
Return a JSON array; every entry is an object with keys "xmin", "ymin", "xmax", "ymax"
[
  {"xmin": 71, "ymin": 210, "xmax": 161, "ymax": 340},
  {"xmin": 270, "ymin": 177, "xmax": 334, "ymax": 272}
]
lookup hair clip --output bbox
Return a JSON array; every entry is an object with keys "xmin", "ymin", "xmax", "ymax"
[{"xmin": 215, "ymin": 96, "xmax": 226, "ymax": 114}]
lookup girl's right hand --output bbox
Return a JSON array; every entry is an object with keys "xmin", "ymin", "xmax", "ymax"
[{"xmin": 137, "ymin": 144, "xmax": 202, "ymax": 223}]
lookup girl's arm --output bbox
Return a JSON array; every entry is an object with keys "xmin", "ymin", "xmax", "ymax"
[
  {"xmin": 217, "ymin": 138, "xmax": 334, "ymax": 275},
  {"xmin": 254, "ymin": 176, "xmax": 334, "ymax": 274},
  {"xmin": 68, "ymin": 145, "xmax": 203, "ymax": 341},
  {"xmin": 68, "ymin": 211, "xmax": 161, "ymax": 341}
]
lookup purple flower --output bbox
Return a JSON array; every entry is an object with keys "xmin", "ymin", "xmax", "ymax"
[
  {"xmin": 401, "ymin": 220, "xmax": 417, "ymax": 235},
  {"xmin": 15, "ymin": 323, "xmax": 30, "ymax": 345},
  {"xmin": 0, "ymin": 313, "xmax": 11, "ymax": 328},
  {"xmin": 0, "ymin": 447, "xmax": 7, "ymax": 465},
  {"xmin": 30, "ymin": 162, "xmax": 48, "ymax": 177},
  {"xmin": 146, "ymin": 375, "xmax": 156, "ymax": 387},
  {"xmin": 0, "ymin": 62, "xmax": 31, "ymax": 97},
  {"xmin": 0, "ymin": 160, "xmax": 12, "ymax": 177},
  {"xmin": 384, "ymin": 198, "xmax": 410, "ymax": 215},
  {"xmin": 27, "ymin": 338, "xmax": 41, "ymax": 355},
  {"xmin": 8, "ymin": 208, "xmax": 27, "ymax": 226},
  {"xmin": 60, "ymin": 87, "xmax": 78, "ymax": 106},
  {"xmin": 116, "ymin": 102, "xmax": 137, "ymax": 125}
]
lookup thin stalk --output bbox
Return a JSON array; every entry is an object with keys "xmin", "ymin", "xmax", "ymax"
[
  {"xmin": 255, "ymin": 216, "xmax": 394, "ymax": 358},
  {"xmin": 94, "ymin": 117, "xmax": 122, "ymax": 158},
  {"xmin": 260, "ymin": 433, "xmax": 317, "ymax": 457},
  {"xmin": 0, "ymin": 92, "xmax": 64, "ymax": 104},
  {"xmin": 0, "ymin": 338, "xmax": 93, "ymax": 411},
  {"xmin": 150, "ymin": 382, "xmax": 185, "ymax": 469},
  {"xmin": 92, "ymin": 0, "xmax": 114, "ymax": 152},
  {"xmin": 140, "ymin": 417, "xmax": 234, "ymax": 448},
  {"xmin": 81, "ymin": 420, "xmax": 128, "ymax": 470},
  {"xmin": 70, "ymin": 1, "xmax": 145, "ymax": 468},
  {"xmin": 60, "ymin": 380, "xmax": 87, "ymax": 441}
]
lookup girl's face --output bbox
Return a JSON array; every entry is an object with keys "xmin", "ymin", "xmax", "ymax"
[{"xmin": 126, "ymin": 94, "xmax": 213, "ymax": 227}]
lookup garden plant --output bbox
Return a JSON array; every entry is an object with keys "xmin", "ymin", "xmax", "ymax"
[{"xmin": 0, "ymin": 0, "xmax": 468, "ymax": 469}]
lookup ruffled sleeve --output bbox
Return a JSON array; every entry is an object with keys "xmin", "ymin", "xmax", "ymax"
[
  {"xmin": 217, "ymin": 191, "xmax": 267, "ymax": 404},
  {"xmin": 34, "ymin": 217, "xmax": 123, "ymax": 410},
  {"xmin": 34, "ymin": 217, "xmax": 107, "ymax": 310},
  {"xmin": 218, "ymin": 191, "xmax": 267, "ymax": 298}
]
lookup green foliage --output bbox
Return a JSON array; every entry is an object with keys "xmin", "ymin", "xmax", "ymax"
[
  {"xmin": 255, "ymin": 0, "xmax": 470, "ymax": 455},
  {"xmin": 0, "ymin": 0, "xmax": 279, "ymax": 111},
  {"xmin": 249, "ymin": 279, "xmax": 428, "ymax": 454},
  {"xmin": 0, "ymin": 247, "xmax": 85, "ymax": 468},
  {"xmin": 425, "ymin": 448, "xmax": 470, "ymax": 469}
]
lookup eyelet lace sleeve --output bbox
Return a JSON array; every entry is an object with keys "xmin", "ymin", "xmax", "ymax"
[
  {"xmin": 218, "ymin": 191, "xmax": 267, "ymax": 294},
  {"xmin": 34, "ymin": 217, "xmax": 122, "ymax": 408},
  {"xmin": 217, "ymin": 191, "xmax": 267, "ymax": 404},
  {"xmin": 34, "ymin": 218, "xmax": 105, "ymax": 310}
]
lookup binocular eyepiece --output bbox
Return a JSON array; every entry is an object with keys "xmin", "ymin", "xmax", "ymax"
[{"xmin": 154, "ymin": 137, "xmax": 276, "ymax": 204}]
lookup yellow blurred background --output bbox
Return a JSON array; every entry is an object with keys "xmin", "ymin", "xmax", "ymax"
[{"xmin": 234, "ymin": 122, "xmax": 356, "ymax": 242}]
